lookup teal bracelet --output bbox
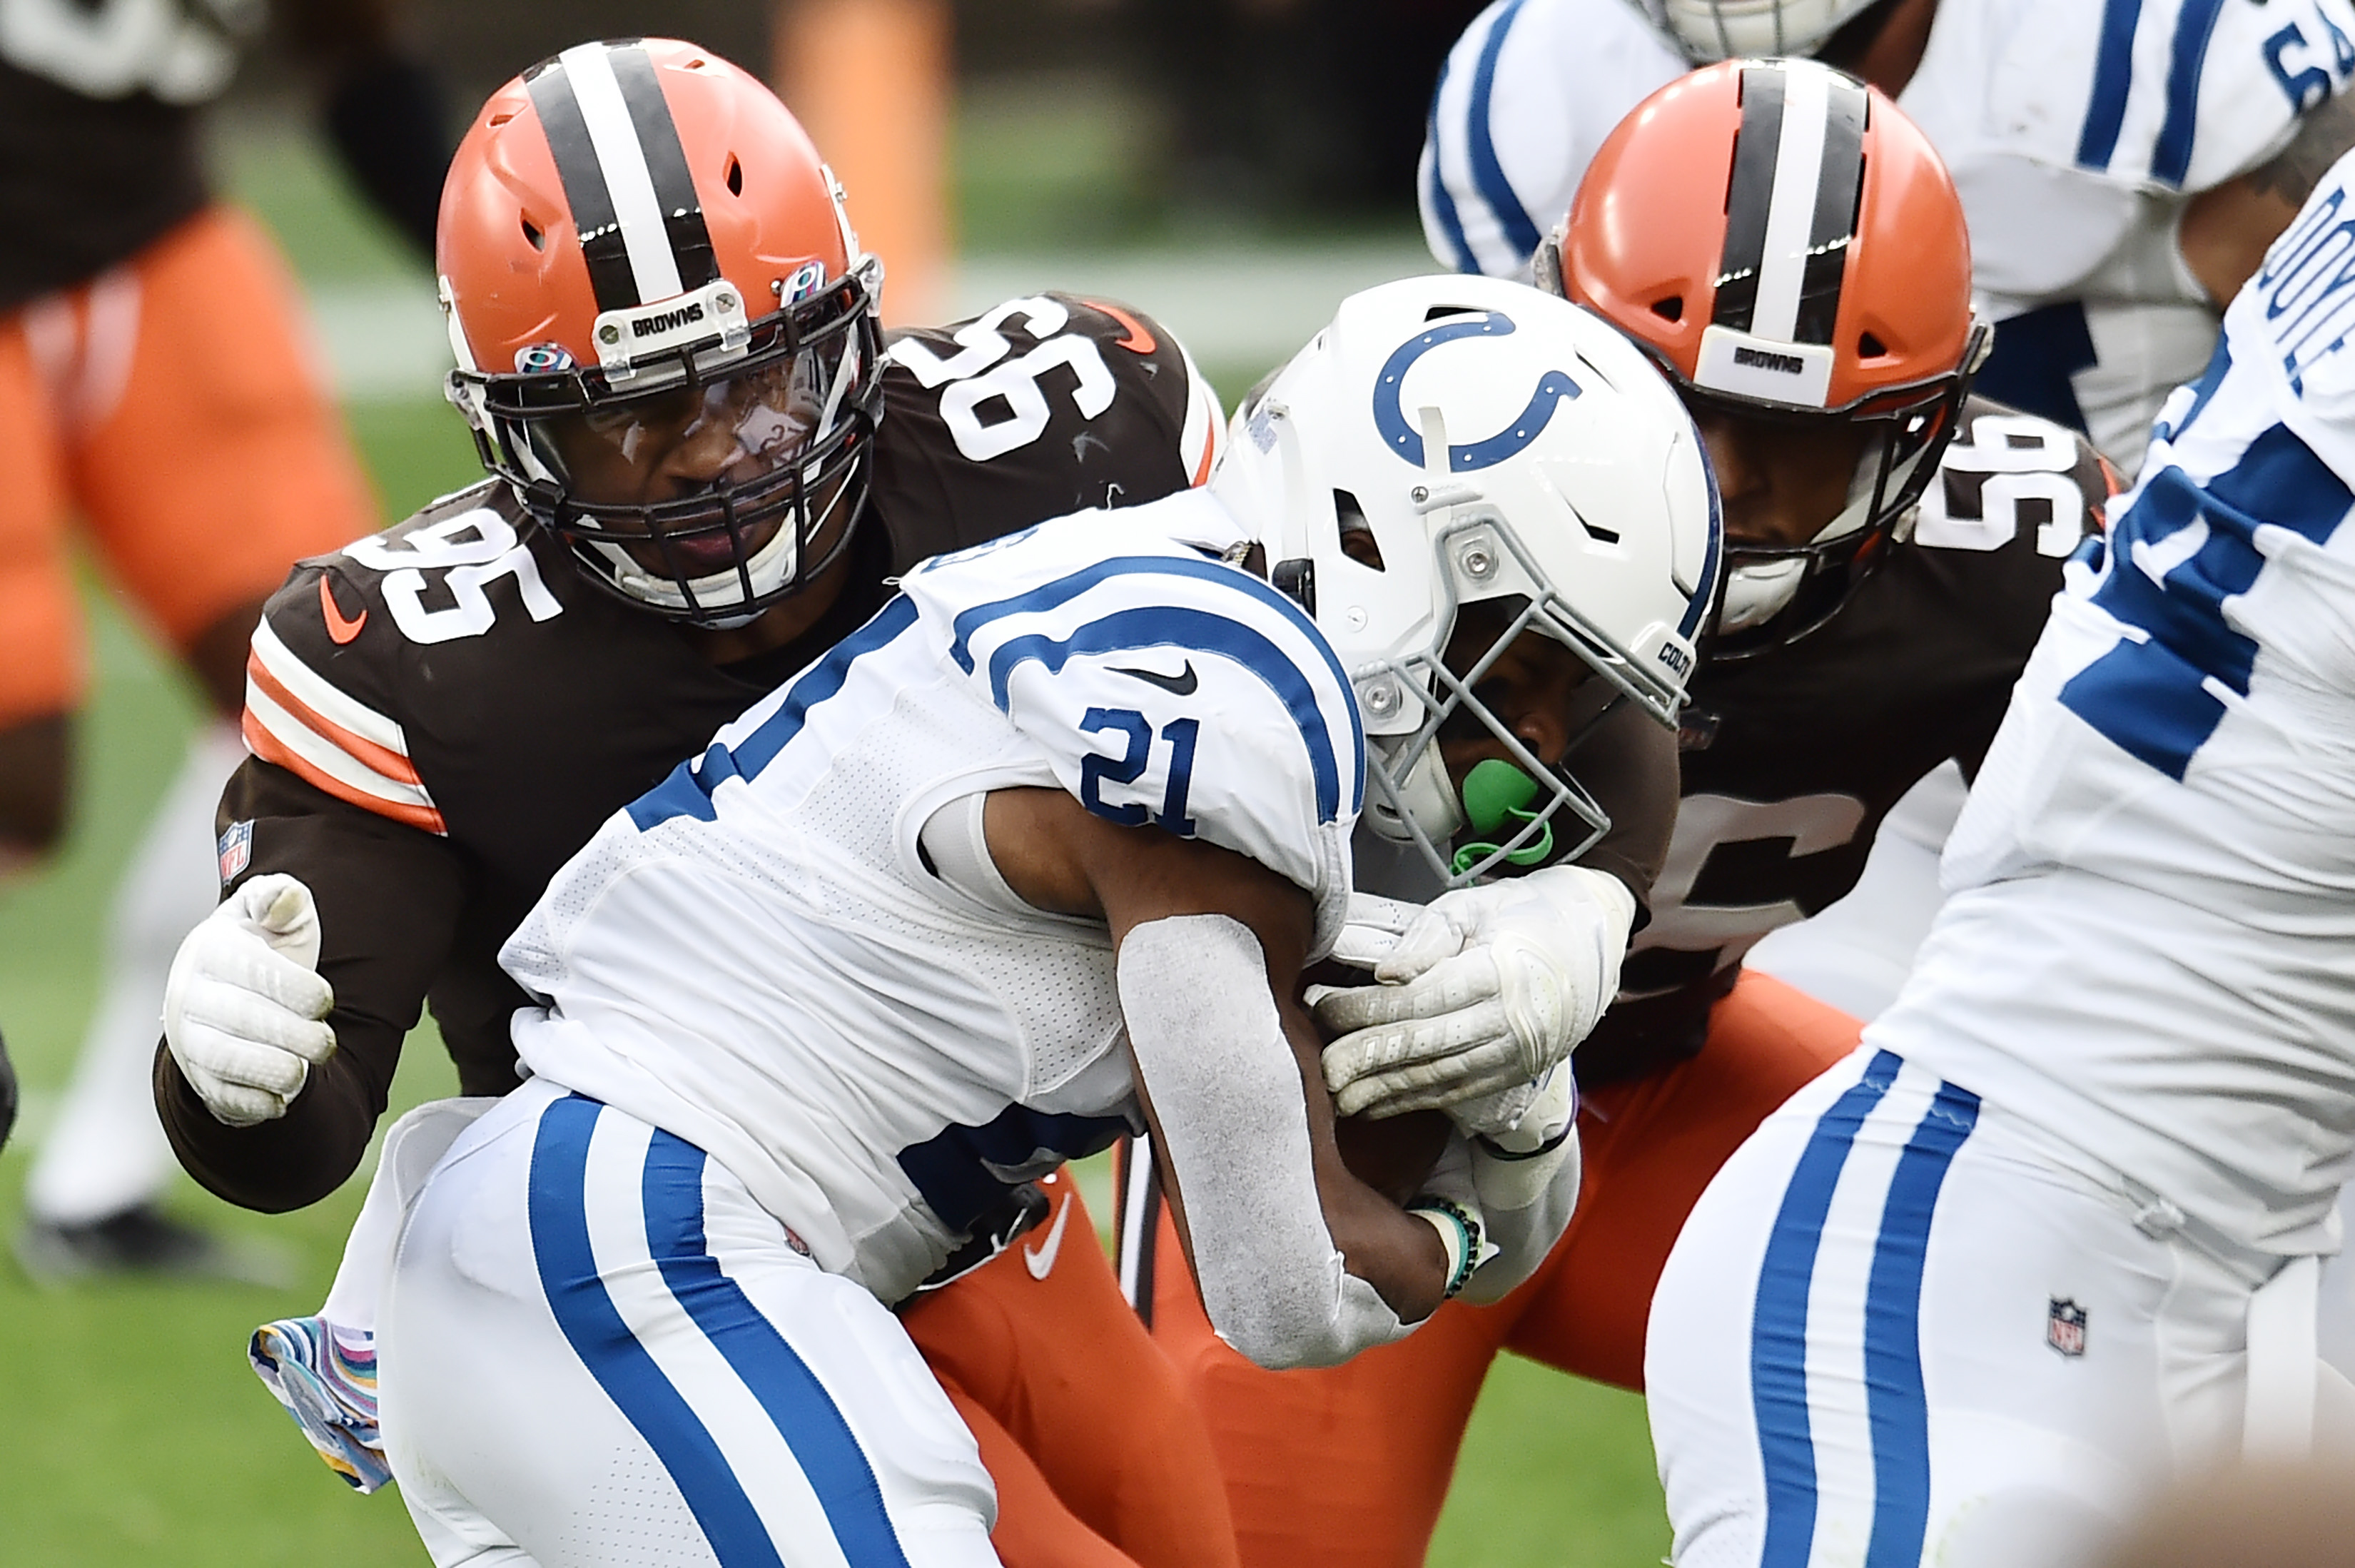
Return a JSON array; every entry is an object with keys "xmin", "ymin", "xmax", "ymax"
[{"xmin": 1408, "ymin": 1195, "xmax": 1485, "ymax": 1299}]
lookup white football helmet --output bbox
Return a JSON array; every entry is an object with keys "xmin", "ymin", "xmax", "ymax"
[
  {"xmin": 1211, "ymin": 275, "xmax": 1721, "ymax": 888},
  {"xmin": 1646, "ymin": 0, "xmax": 1885, "ymax": 61}
]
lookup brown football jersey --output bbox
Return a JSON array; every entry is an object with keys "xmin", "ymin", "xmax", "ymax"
[
  {"xmin": 160, "ymin": 293, "xmax": 1226, "ymax": 1208},
  {"xmin": 1580, "ymin": 399, "xmax": 2114, "ymax": 1083}
]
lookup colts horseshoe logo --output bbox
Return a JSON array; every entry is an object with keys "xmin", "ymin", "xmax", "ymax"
[{"xmin": 1372, "ymin": 312, "xmax": 1582, "ymax": 472}]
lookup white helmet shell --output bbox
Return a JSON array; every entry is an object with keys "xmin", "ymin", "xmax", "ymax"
[{"xmin": 1212, "ymin": 275, "xmax": 1721, "ymax": 884}]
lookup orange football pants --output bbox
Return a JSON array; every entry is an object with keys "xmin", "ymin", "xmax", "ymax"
[
  {"xmin": 1130, "ymin": 970, "xmax": 1863, "ymax": 1568},
  {"xmin": 0, "ymin": 205, "xmax": 374, "ymax": 725},
  {"xmin": 903, "ymin": 1166, "xmax": 1241, "ymax": 1568}
]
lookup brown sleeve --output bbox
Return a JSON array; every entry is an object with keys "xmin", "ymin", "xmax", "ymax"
[
  {"xmin": 156, "ymin": 757, "xmax": 467, "ymax": 1213},
  {"xmin": 1560, "ymin": 699, "xmax": 1679, "ymax": 929}
]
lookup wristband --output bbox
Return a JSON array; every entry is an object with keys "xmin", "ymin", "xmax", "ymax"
[
  {"xmin": 1407, "ymin": 1195, "xmax": 1488, "ymax": 1300},
  {"xmin": 1472, "ymin": 1116, "xmax": 1576, "ymax": 1164}
]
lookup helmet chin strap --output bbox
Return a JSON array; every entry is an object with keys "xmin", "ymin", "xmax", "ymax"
[
  {"xmin": 1806, "ymin": 425, "xmax": 1894, "ymax": 549},
  {"xmin": 1367, "ymin": 737, "xmax": 1466, "ymax": 846},
  {"xmin": 1718, "ymin": 428, "xmax": 1891, "ymax": 634},
  {"xmin": 1718, "ymin": 557, "xmax": 1807, "ymax": 632},
  {"xmin": 597, "ymin": 515, "xmax": 801, "ymax": 617}
]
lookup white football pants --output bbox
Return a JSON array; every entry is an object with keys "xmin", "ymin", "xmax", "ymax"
[
  {"xmin": 1646, "ymin": 1046, "xmax": 2341, "ymax": 1568},
  {"xmin": 381, "ymin": 1080, "xmax": 1002, "ymax": 1568}
]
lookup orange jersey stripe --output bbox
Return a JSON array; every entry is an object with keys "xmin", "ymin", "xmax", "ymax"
[
  {"xmin": 243, "ymin": 709, "xmax": 449, "ymax": 836},
  {"xmin": 244, "ymin": 648, "xmax": 425, "ymax": 788}
]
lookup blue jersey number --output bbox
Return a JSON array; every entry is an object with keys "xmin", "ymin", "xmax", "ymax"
[
  {"xmin": 1079, "ymin": 707, "xmax": 1199, "ymax": 834},
  {"xmin": 2265, "ymin": 16, "xmax": 2355, "ymax": 113},
  {"xmin": 2057, "ymin": 422, "xmax": 2350, "ymax": 779}
]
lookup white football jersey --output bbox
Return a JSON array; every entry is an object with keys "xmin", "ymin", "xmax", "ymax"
[
  {"xmin": 1422, "ymin": 0, "xmax": 2355, "ymax": 467},
  {"xmin": 1874, "ymin": 151, "xmax": 2355, "ymax": 1256},
  {"xmin": 499, "ymin": 490, "xmax": 1362, "ymax": 1305}
]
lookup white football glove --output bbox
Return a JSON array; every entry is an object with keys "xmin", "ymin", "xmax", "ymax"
[
  {"xmin": 1314, "ymin": 864, "xmax": 1634, "ymax": 1126},
  {"xmin": 1463, "ymin": 1064, "xmax": 1579, "ymax": 1213},
  {"xmin": 163, "ymin": 872, "xmax": 336, "ymax": 1127}
]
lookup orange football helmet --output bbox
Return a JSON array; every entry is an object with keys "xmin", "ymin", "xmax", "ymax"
[
  {"xmin": 438, "ymin": 38, "xmax": 884, "ymax": 624},
  {"xmin": 1549, "ymin": 56, "xmax": 1986, "ymax": 655}
]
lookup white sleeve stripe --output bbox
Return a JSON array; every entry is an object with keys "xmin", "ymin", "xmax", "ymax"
[
  {"xmin": 250, "ymin": 618, "xmax": 412, "ymax": 757},
  {"xmin": 244, "ymin": 682, "xmax": 439, "ymax": 814}
]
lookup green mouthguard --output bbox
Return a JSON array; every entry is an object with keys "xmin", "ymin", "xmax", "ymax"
[{"xmin": 1450, "ymin": 758, "xmax": 1556, "ymax": 876}]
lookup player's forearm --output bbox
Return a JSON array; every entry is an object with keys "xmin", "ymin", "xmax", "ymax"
[
  {"xmin": 1121, "ymin": 914, "xmax": 1446, "ymax": 1367},
  {"xmin": 161, "ymin": 761, "xmax": 467, "ymax": 1208},
  {"xmin": 156, "ymin": 1035, "xmax": 386, "ymax": 1211},
  {"xmin": 1292, "ymin": 1015, "xmax": 1452, "ymax": 1324}
]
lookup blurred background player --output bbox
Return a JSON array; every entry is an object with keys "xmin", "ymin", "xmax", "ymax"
[
  {"xmin": 1647, "ymin": 142, "xmax": 2355, "ymax": 1568},
  {"xmin": 3, "ymin": 0, "xmax": 450, "ymax": 1279},
  {"xmin": 1421, "ymin": 0, "xmax": 2355, "ymax": 478},
  {"xmin": 1120, "ymin": 61, "xmax": 2112, "ymax": 1568},
  {"xmin": 1419, "ymin": 0, "xmax": 2311, "ymax": 1085},
  {"xmin": 158, "ymin": 38, "xmax": 1246, "ymax": 1568},
  {"xmin": 0, "ymin": 1029, "xmax": 15, "ymax": 1154}
]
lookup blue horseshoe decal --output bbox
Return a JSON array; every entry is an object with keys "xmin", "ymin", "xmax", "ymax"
[{"xmin": 1372, "ymin": 312, "xmax": 1582, "ymax": 472}]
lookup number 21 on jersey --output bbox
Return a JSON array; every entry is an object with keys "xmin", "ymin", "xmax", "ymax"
[{"xmin": 1079, "ymin": 707, "xmax": 1198, "ymax": 835}]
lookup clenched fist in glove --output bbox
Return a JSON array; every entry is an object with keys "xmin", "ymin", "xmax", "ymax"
[
  {"xmin": 164, "ymin": 873, "xmax": 337, "ymax": 1126},
  {"xmin": 1315, "ymin": 864, "xmax": 1634, "ymax": 1126}
]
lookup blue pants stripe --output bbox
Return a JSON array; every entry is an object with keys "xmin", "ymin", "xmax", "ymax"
[
  {"xmin": 640, "ymin": 1128, "xmax": 915, "ymax": 1568},
  {"xmin": 527, "ymin": 1096, "xmax": 785, "ymax": 1568},
  {"xmin": 1861, "ymin": 1081, "xmax": 1982, "ymax": 1567},
  {"xmin": 1752, "ymin": 1049, "xmax": 1902, "ymax": 1568}
]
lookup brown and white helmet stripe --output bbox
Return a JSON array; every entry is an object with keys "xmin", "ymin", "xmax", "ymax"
[
  {"xmin": 1695, "ymin": 59, "xmax": 1870, "ymax": 410},
  {"xmin": 523, "ymin": 41, "xmax": 724, "ymax": 312}
]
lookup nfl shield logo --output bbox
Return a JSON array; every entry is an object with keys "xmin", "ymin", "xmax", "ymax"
[
  {"xmin": 217, "ymin": 819, "xmax": 253, "ymax": 885},
  {"xmin": 2047, "ymin": 1297, "xmax": 2088, "ymax": 1357}
]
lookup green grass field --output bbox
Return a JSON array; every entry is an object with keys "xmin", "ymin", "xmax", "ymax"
[{"xmin": 0, "ymin": 123, "xmax": 1671, "ymax": 1567}]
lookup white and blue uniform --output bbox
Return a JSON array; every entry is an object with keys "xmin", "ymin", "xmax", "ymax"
[
  {"xmin": 1422, "ymin": 0, "xmax": 2355, "ymax": 470},
  {"xmin": 1646, "ymin": 153, "xmax": 2355, "ymax": 1566},
  {"xmin": 377, "ymin": 491, "xmax": 1363, "ymax": 1568}
]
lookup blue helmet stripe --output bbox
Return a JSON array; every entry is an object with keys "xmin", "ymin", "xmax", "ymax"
[{"xmin": 1681, "ymin": 457, "xmax": 1724, "ymax": 642}]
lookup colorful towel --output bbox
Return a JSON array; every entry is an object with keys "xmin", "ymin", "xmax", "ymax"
[{"xmin": 248, "ymin": 1316, "xmax": 389, "ymax": 1493}]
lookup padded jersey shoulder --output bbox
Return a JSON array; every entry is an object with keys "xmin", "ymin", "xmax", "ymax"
[
  {"xmin": 243, "ymin": 481, "xmax": 756, "ymax": 885},
  {"xmin": 870, "ymin": 292, "xmax": 1224, "ymax": 568}
]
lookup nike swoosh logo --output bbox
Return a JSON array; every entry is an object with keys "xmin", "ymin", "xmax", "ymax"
[
  {"xmin": 1083, "ymin": 299, "xmax": 1158, "ymax": 355},
  {"xmin": 1023, "ymin": 1193, "xmax": 1073, "ymax": 1280},
  {"xmin": 319, "ymin": 575, "xmax": 368, "ymax": 644},
  {"xmin": 1111, "ymin": 660, "xmax": 1197, "ymax": 697}
]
